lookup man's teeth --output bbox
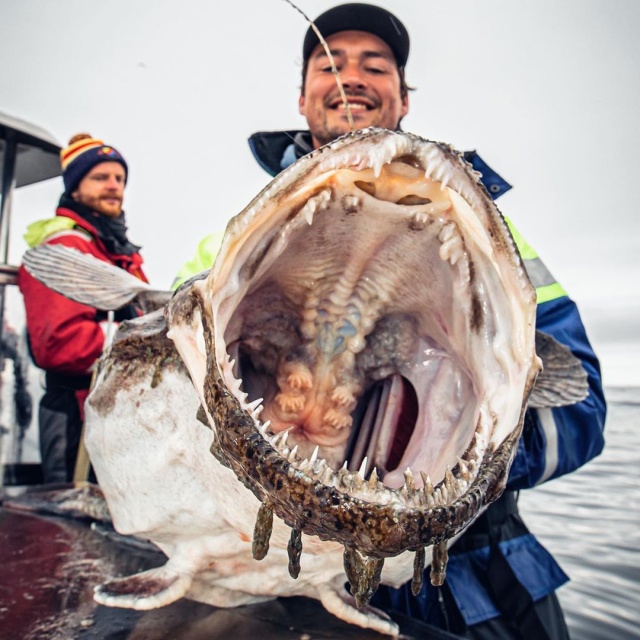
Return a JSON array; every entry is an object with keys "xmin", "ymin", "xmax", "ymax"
[{"xmin": 338, "ymin": 102, "xmax": 368, "ymax": 111}]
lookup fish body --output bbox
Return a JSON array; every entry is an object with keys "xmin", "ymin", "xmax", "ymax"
[{"xmin": 22, "ymin": 128, "xmax": 588, "ymax": 637}]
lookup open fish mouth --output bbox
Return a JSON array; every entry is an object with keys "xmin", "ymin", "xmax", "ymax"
[{"xmin": 168, "ymin": 128, "xmax": 541, "ymax": 596}]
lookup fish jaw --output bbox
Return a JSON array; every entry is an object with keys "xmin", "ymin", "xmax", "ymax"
[{"xmin": 168, "ymin": 128, "xmax": 540, "ymax": 562}]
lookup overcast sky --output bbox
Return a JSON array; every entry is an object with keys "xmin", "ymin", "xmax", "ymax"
[{"xmin": 3, "ymin": 0, "xmax": 639, "ymax": 385}]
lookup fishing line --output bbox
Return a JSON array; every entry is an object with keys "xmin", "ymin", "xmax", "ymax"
[{"xmin": 282, "ymin": 0, "xmax": 356, "ymax": 132}]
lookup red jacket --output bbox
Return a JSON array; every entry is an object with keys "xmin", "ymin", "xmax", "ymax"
[{"xmin": 18, "ymin": 207, "xmax": 148, "ymax": 375}]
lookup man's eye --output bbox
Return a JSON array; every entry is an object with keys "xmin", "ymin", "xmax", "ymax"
[{"xmin": 366, "ymin": 67, "xmax": 386, "ymax": 75}]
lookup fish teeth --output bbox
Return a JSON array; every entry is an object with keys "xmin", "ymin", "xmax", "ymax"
[
  {"xmin": 312, "ymin": 458, "xmax": 327, "ymax": 477},
  {"xmin": 445, "ymin": 466, "xmax": 456, "ymax": 497},
  {"xmin": 270, "ymin": 431, "xmax": 285, "ymax": 448},
  {"xmin": 299, "ymin": 190, "xmax": 331, "ymax": 226},
  {"xmin": 457, "ymin": 457, "xmax": 471, "ymax": 481},
  {"xmin": 357, "ymin": 456, "xmax": 368, "ymax": 480},
  {"xmin": 342, "ymin": 195, "xmax": 360, "ymax": 211},
  {"xmin": 279, "ymin": 427, "xmax": 292, "ymax": 448},
  {"xmin": 245, "ymin": 397, "xmax": 263, "ymax": 413},
  {"xmin": 404, "ymin": 467, "xmax": 416, "ymax": 492},
  {"xmin": 368, "ymin": 467, "xmax": 379, "ymax": 491},
  {"xmin": 421, "ymin": 472, "xmax": 434, "ymax": 496},
  {"xmin": 411, "ymin": 212, "xmax": 428, "ymax": 231},
  {"xmin": 322, "ymin": 466, "xmax": 335, "ymax": 485}
]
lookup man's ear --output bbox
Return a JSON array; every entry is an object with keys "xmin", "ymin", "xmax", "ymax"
[
  {"xmin": 400, "ymin": 92, "xmax": 409, "ymax": 119},
  {"xmin": 70, "ymin": 190, "xmax": 79, "ymax": 202},
  {"xmin": 298, "ymin": 93, "xmax": 306, "ymax": 116}
]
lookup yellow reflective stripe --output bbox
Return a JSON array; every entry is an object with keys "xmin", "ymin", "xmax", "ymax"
[
  {"xmin": 535, "ymin": 282, "xmax": 567, "ymax": 305},
  {"xmin": 24, "ymin": 217, "xmax": 78, "ymax": 248},
  {"xmin": 503, "ymin": 216, "xmax": 566, "ymax": 304},
  {"xmin": 504, "ymin": 216, "xmax": 538, "ymax": 260}
]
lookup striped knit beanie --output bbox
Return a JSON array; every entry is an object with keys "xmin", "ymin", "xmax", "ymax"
[{"xmin": 60, "ymin": 133, "xmax": 128, "ymax": 194}]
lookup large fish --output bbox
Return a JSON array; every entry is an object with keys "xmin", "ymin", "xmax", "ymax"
[{"xmin": 22, "ymin": 128, "xmax": 588, "ymax": 637}]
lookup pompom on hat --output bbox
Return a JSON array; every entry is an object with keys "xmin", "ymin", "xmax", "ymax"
[{"xmin": 60, "ymin": 133, "xmax": 128, "ymax": 194}]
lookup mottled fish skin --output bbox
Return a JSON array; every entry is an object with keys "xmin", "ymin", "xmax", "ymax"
[{"xmin": 19, "ymin": 128, "xmax": 588, "ymax": 637}]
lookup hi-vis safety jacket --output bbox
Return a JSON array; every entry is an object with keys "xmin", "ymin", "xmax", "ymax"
[
  {"xmin": 175, "ymin": 130, "xmax": 606, "ymax": 628},
  {"xmin": 18, "ymin": 207, "xmax": 148, "ymax": 377}
]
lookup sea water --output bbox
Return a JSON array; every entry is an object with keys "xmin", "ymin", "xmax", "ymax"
[{"xmin": 520, "ymin": 386, "xmax": 640, "ymax": 640}]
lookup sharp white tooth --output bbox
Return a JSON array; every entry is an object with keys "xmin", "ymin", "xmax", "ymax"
[
  {"xmin": 270, "ymin": 432, "xmax": 283, "ymax": 447},
  {"xmin": 309, "ymin": 445, "xmax": 319, "ymax": 464},
  {"xmin": 251, "ymin": 405, "xmax": 264, "ymax": 419},
  {"xmin": 246, "ymin": 397, "xmax": 263, "ymax": 412},
  {"xmin": 358, "ymin": 457, "xmax": 368, "ymax": 479},
  {"xmin": 445, "ymin": 466, "xmax": 456, "ymax": 496},
  {"xmin": 421, "ymin": 472, "xmax": 434, "ymax": 495},
  {"xmin": 301, "ymin": 198, "xmax": 316, "ymax": 225},
  {"xmin": 322, "ymin": 467, "xmax": 335, "ymax": 485},
  {"xmin": 440, "ymin": 169, "xmax": 451, "ymax": 191},
  {"xmin": 338, "ymin": 464, "xmax": 350, "ymax": 488},
  {"xmin": 280, "ymin": 427, "xmax": 292, "ymax": 448},
  {"xmin": 368, "ymin": 467, "xmax": 379, "ymax": 491},
  {"xmin": 457, "ymin": 457, "xmax": 471, "ymax": 480},
  {"xmin": 404, "ymin": 467, "xmax": 416, "ymax": 492},
  {"xmin": 288, "ymin": 445, "xmax": 299, "ymax": 462}
]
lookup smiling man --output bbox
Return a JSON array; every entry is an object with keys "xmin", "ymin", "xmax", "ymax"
[
  {"xmin": 247, "ymin": 3, "xmax": 412, "ymax": 175},
  {"xmin": 18, "ymin": 133, "xmax": 148, "ymax": 483},
  {"xmin": 299, "ymin": 28, "xmax": 409, "ymax": 147}
]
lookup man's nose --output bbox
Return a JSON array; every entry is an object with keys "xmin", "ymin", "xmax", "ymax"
[
  {"xmin": 106, "ymin": 176, "xmax": 123, "ymax": 190},
  {"xmin": 340, "ymin": 64, "xmax": 366, "ymax": 89}
]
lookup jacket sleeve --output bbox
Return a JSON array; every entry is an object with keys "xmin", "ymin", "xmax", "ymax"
[
  {"xmin": 507, "ymin": 294, "xmax": 606, "ymax": 490},
  {"xmin": 18, "ymin": 232, "xmax": 113, "ymax": 375}
]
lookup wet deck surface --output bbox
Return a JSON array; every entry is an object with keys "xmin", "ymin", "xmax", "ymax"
[{"xmin": 0, "ymin": 486, "xmax": 459, "ymax": 640}]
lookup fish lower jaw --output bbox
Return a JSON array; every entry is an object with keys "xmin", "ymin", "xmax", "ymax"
[
  {"xmin": 249, "ymin": 404, "xmax": 491, "ymax": 511},
  {"xmin": 221, "ymin": 347, "xmax": 495, "ymax": 512}
]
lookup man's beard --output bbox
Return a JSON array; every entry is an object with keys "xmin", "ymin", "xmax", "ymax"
[
  {"xmin": 82, "ymin": 194, "xmax": 123, "ymax": 217},
  {"xmin": 313, "ymin": 124, "xmax": 350, "ymax": 148}
]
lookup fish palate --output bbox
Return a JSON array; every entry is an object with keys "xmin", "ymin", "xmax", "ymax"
[{"xmin": 22, "ymin": 128, "xmax": 588, "ymax": 637}]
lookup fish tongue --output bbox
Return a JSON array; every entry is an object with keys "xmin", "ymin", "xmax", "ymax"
[{"xmin": 345, "ymin": 374, "xmax": 412, "ymax": 479}]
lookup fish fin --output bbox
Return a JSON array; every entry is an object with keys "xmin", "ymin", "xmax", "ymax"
[
  {"xmin": 317, "ymin": 582, "xmax": 399, "ymax": 637},
  {"xmin": 2, "ymin": 482, "xmax": 112, "ymax": 523},
  {"xmin": 22, "ymin": 244, "xmax": 168, "ymax": 312},
  {"xmin": 529, "ymin": 330, "xmax": 589, "ymax": 408},
  {"xmin": 94, "ymin": 562, "xmax": 193, "ymax": 610}
]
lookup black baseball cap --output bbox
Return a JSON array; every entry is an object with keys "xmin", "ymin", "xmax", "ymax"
[{"xmin": 302, "ymin": 3, "xmax": 410, "ymax": 68}]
